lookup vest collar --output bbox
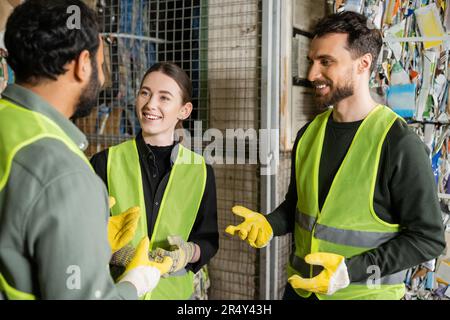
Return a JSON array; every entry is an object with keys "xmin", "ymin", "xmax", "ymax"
[{"xmin": 1, "ymin": 84, "xmax": 88, "ymax": 151}]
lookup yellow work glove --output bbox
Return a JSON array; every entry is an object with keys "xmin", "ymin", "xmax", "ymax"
[
  {"xmin": 111, "ymin": 244, "xmax": 173, "ymax": 276},
  {"xmin": 120, "ymin": 237, "xmax": 172, "ymax": 276},
  {"xmin": 225, "ymin": 206, "xmax": 273, "ymax": 248},
  {"xmin": 110, "ymin": 244, "xmax": 136, "ymax": 268},
  {"xmin": 107, "ymin": 196, "xmax": 140, "ymax": 253},
  {"xmin": 153, "ymin": 235, "xmax": 196, "ymax": 274},
  {"xmin": 117, "ymin": 237, "xmax": 173, "ymax": 297},
  {"xmin": 288, "ymin": 252, "xmax": 350, "ymax": 295},
  {"xmin": 108, "ymin": 196, "xmax": 116, "ymax": 209}
]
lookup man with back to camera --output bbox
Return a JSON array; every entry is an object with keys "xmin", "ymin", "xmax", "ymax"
[
  {"xmin": 0, "ymin": 0, "xmax": 171, "ymax": 299},
  {"xmin": 226, "ymin": 11, "xmax": 446, "ymax": 300}
]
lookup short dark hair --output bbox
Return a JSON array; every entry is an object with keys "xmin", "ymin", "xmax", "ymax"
[
  {"xmin": 5, "ymin": 0, "xmax": 100, "ymax": 84},
  {"xmin": 313, "ymin": 11, "xmax": 382, "ymax": 72}
]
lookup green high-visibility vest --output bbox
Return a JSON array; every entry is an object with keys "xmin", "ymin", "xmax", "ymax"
[
  {"xmin": 288, "ymin": 105, "xmax": 407, "ymax": 300},
  {"xmin": 0, "ymin": 99, "xmax": 91, "ymax": 300},
  {"xmin": 107, "ymin": 140, "xmax": 207, "ymax": 300}
]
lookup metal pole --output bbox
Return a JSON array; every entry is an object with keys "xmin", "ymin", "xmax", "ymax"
[
  {"xmin": 260, "ymin": 0, "xmax": 281, "ymax": 300},
  {"xmin": 100, "ymin": 32, "xmax": 166, "ymax": 43}
]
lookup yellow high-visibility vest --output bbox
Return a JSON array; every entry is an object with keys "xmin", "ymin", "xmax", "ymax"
[
  {"xmin": 0, "ymin": 99, "xmax": 90, "ymax": 300},
  {"xmin": 107, "ymin": 140, "xmax": 206, "ymax": 299},
  {"xmin": 288, "ymin": 105, "xmax": 406, "ymax": 300}
]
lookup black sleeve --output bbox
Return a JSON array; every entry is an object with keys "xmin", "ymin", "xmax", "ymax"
[
  {"xmin": 266, "ymin": 123, "xmax": 310, "ymax": 236},
  {"xmin": 187, "ymin": 164, "xmax": 219, "ymax": 273},
  {"xmin": 346, "ymin": 120, "xmax": 446, "ymax": 282},
  {"xmin": 90, "ymin": 149, "xmax": 109, "ymax": 186}
]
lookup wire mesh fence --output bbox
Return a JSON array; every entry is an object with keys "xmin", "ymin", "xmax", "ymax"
[
  {"xmin": 196, "ymin": 0, "xmax": 263, "ymax": 300},
  {"xmin": 76, "ymin": 0, "xmax": 159, "ymax": 155}
]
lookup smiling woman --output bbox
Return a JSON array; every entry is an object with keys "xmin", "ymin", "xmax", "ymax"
[
  {"xmin": 136, "ymin": 63, "xmax": 193, "ymax": 146},
  {"xmin": 89, "ymin": 62, "xmax": 219, "ymax": 300}
]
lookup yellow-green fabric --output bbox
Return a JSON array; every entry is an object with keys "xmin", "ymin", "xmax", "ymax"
[
  {"xmin": 289, "ymin": 105, "xmax": 406, "ymax": 300},
  {"xmin": 0, "ymin": 99, "xmax": 90, "ymax": 300},
  {"xmin": 0, "ymin": 273, "xmax": 35, "ymax": 300},
  {"xmin": 0, "ymin": 99, "xmax": 90, "ymax": 190},
  {"xmin": 107, "ymin": 140, "xmax": 207, "ymax": 300},
  {"xmin": 107, "ymin": 140, "xmax": 148, "ymax": 249}
]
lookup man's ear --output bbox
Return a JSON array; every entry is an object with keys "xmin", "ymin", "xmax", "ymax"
[
  {"xmin": 358, "ymin": 53, "xmax": 373, "ymax": 74},
  {"xmin": 74, "ymin": 49, "xmax": 91, "ymax": 83},
  {"xmin": 178, "ymin": 102, "xmax": 193, "ymax": 120}
]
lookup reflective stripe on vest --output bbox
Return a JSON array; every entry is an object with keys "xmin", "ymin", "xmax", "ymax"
[
  {"xmin": 296, "ymin": 209, "xmax": 399, "ymax": 248},
  {"xmin": 107, "ymin": 140, "xmax": 206, "ymax": 300},
  {"xmin": 289, "ymin": 105, "xmax": 406, "ymax": 300},
  {"xmin": 0, "ymin": 99, "xmax": 90, "ymax": 300}
]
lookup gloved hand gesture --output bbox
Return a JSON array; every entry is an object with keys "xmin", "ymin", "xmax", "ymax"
[
  {"xmin": 111, "ymin": 244, "xmax": 174, "ymax": 277},
  {"xmin": 225, "ymin": 206, "xmax": 273, "ymax": 248},
  {"xmin": 107, "ymin": 196, "xmax": 140, "ymax": 253},
  {"xmin": 288, "ymin": 252, "xmax": 350, "ymax": 295},
  {"xmin": 118, "ymin": 237, "xmax": 173, "ymax": 297},
  {"xmin": 153, "ymin": 235, "xmax": 196, "ymax": 274}
]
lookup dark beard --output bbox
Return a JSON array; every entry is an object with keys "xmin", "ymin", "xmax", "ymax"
[
  {"xmin": 70, "ymin": 58, "xmax": 101, "ymax": 120},
  {"xmin": 313, "ymin": 78, "xmax": 354, "ymax": 110}
]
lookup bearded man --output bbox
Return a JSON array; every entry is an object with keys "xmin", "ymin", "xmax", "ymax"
[{"xmin": 226, "ymin": 11, "xmax": 445, "ymax": 300}]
